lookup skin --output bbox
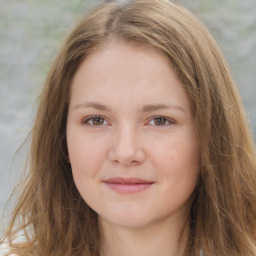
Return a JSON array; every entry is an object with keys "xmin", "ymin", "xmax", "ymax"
[{"xmin": 66, "ymin": 39, "xmax": 200, "ymax": 256}]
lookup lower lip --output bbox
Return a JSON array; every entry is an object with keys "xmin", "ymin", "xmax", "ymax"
[{"xmin": 104, "ymin": 182, "xmax": 154, "ymax": 193}]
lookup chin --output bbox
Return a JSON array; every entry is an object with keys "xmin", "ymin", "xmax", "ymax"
[{"xmin": 99, "ymin": 211, "xmax": 156, "ymax": 229}]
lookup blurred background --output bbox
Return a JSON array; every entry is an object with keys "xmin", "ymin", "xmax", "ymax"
[{"xmin": 0, "ymin": 0, "xmax": 255, "ymax": 216}]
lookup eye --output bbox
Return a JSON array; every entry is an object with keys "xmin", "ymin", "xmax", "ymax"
[
  {"xmin": 82, "ymin": 115, "xmax": 109, "ymax": 127},
  {"xmin": 148, "ymin": 116, "xmax": 175, "ymax": 126}
]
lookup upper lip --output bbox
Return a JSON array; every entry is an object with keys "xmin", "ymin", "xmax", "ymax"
[{"xmin": 103, "ymin": 177, "xmax": 154, "ymax": 184}]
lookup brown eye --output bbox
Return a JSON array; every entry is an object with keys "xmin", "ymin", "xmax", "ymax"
[
  {"xmin": 91, "ymin": 117, "xmax": 104, "ymax": 125},
  {"xmin": 154, "ymin": 117, "xmax": 168, "ymax": 125},
  {"xmin": 148, "ymin": 116, "xmax": 174, "ymax": 126},
  {"xmin": 82, "ymin": 116, "xmax": 108, "ymax": 127}
]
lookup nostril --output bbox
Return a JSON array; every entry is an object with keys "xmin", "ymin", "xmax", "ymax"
[
  {"xmin": 130, "ymin": 160, "xmax": 139, "ymax": 165},
  {"xmin": 108, "ymin": 147, "xmax": 146, "ymax": 166}
]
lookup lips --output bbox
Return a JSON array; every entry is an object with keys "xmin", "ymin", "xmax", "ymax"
[{"xmin": 103, "ymin": 177, "xmax": 154, "ymax": 193}]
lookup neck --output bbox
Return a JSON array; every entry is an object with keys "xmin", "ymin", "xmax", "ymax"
[{"xmin": 99, "ymin": 217, "xmax": 189, "ymax": 256}]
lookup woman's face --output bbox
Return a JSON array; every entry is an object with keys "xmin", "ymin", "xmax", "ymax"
[{"xmin": 66, "ymin": 40, "xmax": 200, "ymax": 229}]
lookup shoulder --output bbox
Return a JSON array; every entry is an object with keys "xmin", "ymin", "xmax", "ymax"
[
  {"xmin": 200, "ymin": 249, "xmax": 205, "ymax": 256},
  {"xmin": 0, "ymin": 241, "xmax": 17, "ymax": 256},
  {"xmin": 0, "ymin": 231, "xmax": 28, "ymax": 256}
]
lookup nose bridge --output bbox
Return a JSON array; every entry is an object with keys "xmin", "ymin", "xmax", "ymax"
[
  {"xmin": 109, "ymin": 122, "xmax": 145, "ymax": 165},
  {"xmin": 116, "ymin": 122, "xmax": 138, "ymax": 154}
]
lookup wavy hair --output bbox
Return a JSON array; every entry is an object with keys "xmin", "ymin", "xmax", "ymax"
[{"xmin": 1, "ymin": 0, "xmax": 256, "ymax": 255}]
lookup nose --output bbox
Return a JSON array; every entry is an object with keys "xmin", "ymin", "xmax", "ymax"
[{"xmin": 107, "ymin": 125, "xmax": 146, "ymax": 166}]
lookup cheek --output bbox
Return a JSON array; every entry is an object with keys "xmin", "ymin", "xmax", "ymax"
[
  {"xmin": 150, "ymin": 131, "xmax": 200, "ymax": 186},
  {"xmin": 152, "ymin": 132, "xmax": 199, "ymax": 164},
  {"xmin": 67, "ymin": 135, "xmax": 108, "ymax": 203},
  {"xmin": 67, "ymin": 131, "xmax": 109, "ymax": 179}
]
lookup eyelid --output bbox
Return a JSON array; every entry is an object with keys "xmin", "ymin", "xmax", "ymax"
[
  {"xmin": 146, "ymin": 116, "xmax": 176, "ymax": 126},
  {"xmin": 82, "ymin": 115, "xmax": 110, "ymax": 127},
  {"xmin": 81, "ymin": 115, "xmax": 176, "ymax": 127}
]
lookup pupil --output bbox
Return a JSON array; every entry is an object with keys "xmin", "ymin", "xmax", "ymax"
[
  {"xmin": 93, "ymin": 117, "xmax": 103, "ymax": 125},
  {"xmin": 155, "ymin": 117, "xmax": 165, "ymax": 125}
]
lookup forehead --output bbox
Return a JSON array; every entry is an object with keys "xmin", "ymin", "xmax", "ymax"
[
  {"xmin": 79, "ymin": 39, "xmax": 170, "ymax": 72},
  {"xmin": 71, "ymin": 39, "xmax": 176, "ymax": 90},
  {"xmin": 69, "ymin": 39, "xmax": 191, "ymax": 113}
]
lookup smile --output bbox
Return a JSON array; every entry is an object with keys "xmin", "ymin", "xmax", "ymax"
[{"xmin": 103, "ymin": 177, "xmax": 155, "ymax": 193}]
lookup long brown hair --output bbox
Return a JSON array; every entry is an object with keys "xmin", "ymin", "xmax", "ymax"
[{"xmin": 1, "ymin": 0, "xmax": 256, "ymax": 255}]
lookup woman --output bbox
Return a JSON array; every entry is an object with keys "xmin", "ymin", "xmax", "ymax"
[{"xmin": 1, "ymin": 0, "xmax": 256, "ymax": 255}]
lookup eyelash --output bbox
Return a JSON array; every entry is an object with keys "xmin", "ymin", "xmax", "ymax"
[
  {"xmin": 147, "ymin": 116, "xmax": 175, "ymax": 126},
  {"xmin": 82, "ymin": 115, "xmax": 109, "ymax": 128},
  {"xmin": 82, "ymin": 115, "xmax": 175, "ymax": 128}
]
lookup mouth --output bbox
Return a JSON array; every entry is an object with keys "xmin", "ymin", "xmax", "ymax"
[{"xmin": 103, "ymin": 177, "xmax": 155, "ymax": 193}]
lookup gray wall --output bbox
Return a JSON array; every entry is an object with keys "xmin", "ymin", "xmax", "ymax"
[{"xmin": 1, "ymin": 0, "xmax": 255, "ymax": 216}]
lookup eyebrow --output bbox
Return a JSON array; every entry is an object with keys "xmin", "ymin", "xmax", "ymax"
[
  {"xmin": 73, "ymin": 102, "xmax": 111, "ymax": 111},
  {"xmin": 72, "ymin": 102, "xmax": 185, "ymax": 113},
  {"xmin": 141, "ymin": 104, "xmax": 185, "ymax": 113}
]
